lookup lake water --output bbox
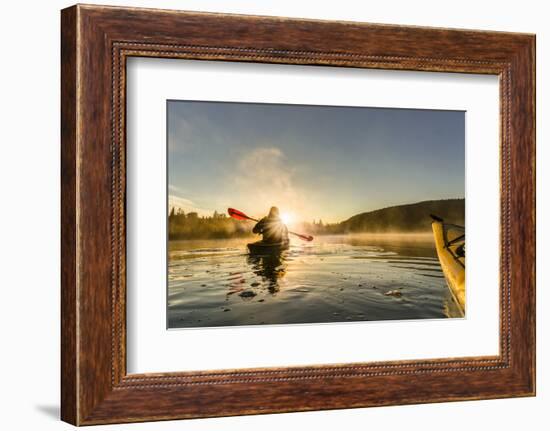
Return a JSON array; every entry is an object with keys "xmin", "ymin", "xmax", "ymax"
[{"xmin": 167, "ymin": 234, "xmax": 462, "ymax": 329}]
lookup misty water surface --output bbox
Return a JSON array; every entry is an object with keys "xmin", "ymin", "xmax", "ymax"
[{"xmin": 167, "ymin": 234, "xmax": 462, "ymax": 329}]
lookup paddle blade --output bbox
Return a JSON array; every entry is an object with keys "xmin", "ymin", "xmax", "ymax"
[
  {"xmin": 291, "ymin": 232, "xmax": 314, "ymax": 242},
  {"xmin": 228, "ymin": 208, "xmax": 253, "ymax": 221}
]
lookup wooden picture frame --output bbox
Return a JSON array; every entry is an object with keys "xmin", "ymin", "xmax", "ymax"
[{"xmin": 61, "ymin": 4, "xmax": 535, "ymax": 425}]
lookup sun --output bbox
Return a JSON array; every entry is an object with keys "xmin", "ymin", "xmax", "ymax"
[{"xmin": 280, "ymin": 212, "xmax": 294, "ymax": 225}]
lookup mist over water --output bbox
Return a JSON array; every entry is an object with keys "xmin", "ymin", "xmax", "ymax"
[{"xmin": 167, "ymin": 233, "xmax": 461, "ymax": 329}]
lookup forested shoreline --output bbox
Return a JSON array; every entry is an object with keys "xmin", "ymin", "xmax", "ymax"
[{"xmin": 168, "ymin": 198, "xmax": 465, "ymax": 240}]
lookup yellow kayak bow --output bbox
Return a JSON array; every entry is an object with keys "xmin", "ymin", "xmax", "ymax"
[{"xmin": 431, "ymin": 215, "xmax": 465, "ymax": 316}]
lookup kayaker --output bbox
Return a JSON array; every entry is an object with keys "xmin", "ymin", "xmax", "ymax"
[{"xmin": 252, "ymin": 206, "xmax": 289, "ymax": 244}]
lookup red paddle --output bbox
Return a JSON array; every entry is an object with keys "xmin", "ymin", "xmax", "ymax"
[{"xmin": 228, "ymin": 208, "xmax": 314, "ymax": 242}]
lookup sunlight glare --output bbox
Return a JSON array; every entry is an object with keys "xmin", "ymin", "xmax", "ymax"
[{"xmin": 281, "ymin": 212, "xmax": 294, "ymax": 225}]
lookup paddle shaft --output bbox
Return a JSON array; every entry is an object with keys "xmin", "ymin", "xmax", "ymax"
[
  {"xmin": 227, "ymin": 208, "xmax": 313, "ymax": 241},
  {"xmin": 241, "ymin": 214, "xmax": 306, "ymax": 239}
]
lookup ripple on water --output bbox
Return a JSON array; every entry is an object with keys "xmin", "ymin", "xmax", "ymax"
[{"xmin": 167, "ymin": 235, "xmax": 461, "ymax": 327}]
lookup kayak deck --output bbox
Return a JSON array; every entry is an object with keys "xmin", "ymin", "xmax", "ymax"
[
  {"xmin": 247, "ymin": 240, "xmax": 289, "ymax": 255},
  {"xmin": 431, "ymin": 216, "xmax": 465, "ymax": 316}
]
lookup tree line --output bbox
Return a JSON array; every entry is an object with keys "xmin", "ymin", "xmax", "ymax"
[
  {"xmin": 168, "ymin": 208, "xmax": 254, "ymax": 240},
  {"xmin": 168, "ymin": 209, "xmax": 336, "ymax": 240},
  {"xmin": 168, "ymin": 199, "xmax": 464, "ymax": 240}
]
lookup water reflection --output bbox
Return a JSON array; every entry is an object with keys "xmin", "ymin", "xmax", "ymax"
[
  {"xmin": 168, "ymin": 235, "xmax": 460, "ymax": 328},
  {"xmin": 247, "ymin": 251, "xmax": 288, "ymax": 293}
]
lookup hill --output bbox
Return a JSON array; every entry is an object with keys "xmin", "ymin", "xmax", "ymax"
[{"xmin": 336, "ymin": 198, "xmax": 465, "ymax": 233}]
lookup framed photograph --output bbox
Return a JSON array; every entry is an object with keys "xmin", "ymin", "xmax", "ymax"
[
  {"xmin": 165, "ymin": 100, "xmax": 466, "ymax": 329},
  {"xmin": 61, "ymin": 4, "xmax": 535, "ymax": 425}
]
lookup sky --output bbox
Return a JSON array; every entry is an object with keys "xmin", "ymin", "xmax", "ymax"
[{"xmin": 168, "ymin": 100, "xmax": 464, "ymax": 224}]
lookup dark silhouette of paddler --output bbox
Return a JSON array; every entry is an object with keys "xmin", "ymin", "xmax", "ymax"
[{"xmin": 252, "ymin": 206, "xmax": 289, "ymax": 244}]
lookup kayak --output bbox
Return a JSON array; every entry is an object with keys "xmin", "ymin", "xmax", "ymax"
[
  {"xmin": 247, "ymin": 240, "xmax": 289, "ymax": 255},
  {"xmin": 430, "ymin": 215, "xmax": 465, "ymax": 316}
]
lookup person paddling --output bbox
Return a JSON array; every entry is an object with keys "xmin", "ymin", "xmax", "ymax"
[
  {"xmin": 227, "ymin": 208, "xmax": 313, "ymax": 245},
  {"xmin": 252, "ymin": 206, "xmax": 289, "ymax": 244}
]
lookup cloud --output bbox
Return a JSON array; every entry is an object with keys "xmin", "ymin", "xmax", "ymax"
[
  {"xmin": 232, "ymin": 147, "xmax": 307, "ymax": 218},
  {"xmin": 168, "ymin": 194, "xmax": 213, "ymax": 216},
  {"xmin": 168, "ymin": 184, "xmax": 183, "ymax": 193}
]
